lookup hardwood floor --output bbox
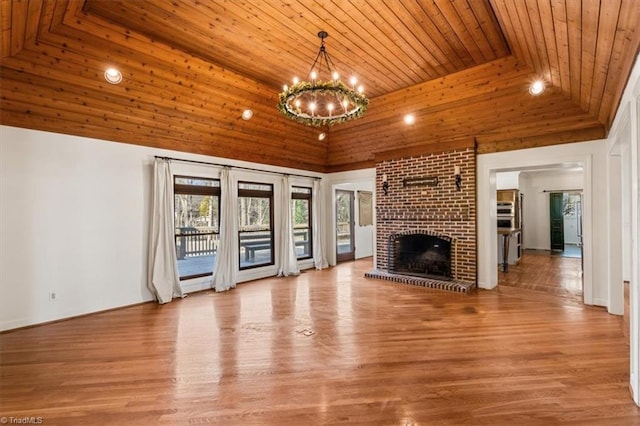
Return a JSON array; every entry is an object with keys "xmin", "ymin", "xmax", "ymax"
[
  {"xmin": 1, "ymin": 259, "xmax": 638, "ymax": 425},
  {"xmin": 498, "ymin": 250, "xmax": 584, "ymax": 304}
]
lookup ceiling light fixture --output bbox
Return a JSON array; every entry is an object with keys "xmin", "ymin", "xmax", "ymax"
[
  {"xmin": 104, "ymin": 68, "xmax": 122, "ymax": 84},
  {"xmin": 276, "ymin": 31, "xmax": 369, "ymax": 127},
  {"xmin": 318, "ymin": 132, "xmax": 326, "ymax": 141},
  {"xmin": 404, "ymin": 114, "xmax": 415, "ymax": 125},
  {"xmin": 529, "ymin": 80, "xmax": 545, "ymax": 96}
]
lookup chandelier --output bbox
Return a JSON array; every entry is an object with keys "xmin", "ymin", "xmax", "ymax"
[{"xmin": 276, "ymin": 31, "xmax": 369, "ymax": 127}]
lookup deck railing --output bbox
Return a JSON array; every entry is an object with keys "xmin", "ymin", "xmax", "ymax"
[
  {"xmin": 175, "ymin": 227, "xmax": 218, "ymax": 260},
  {"xmin": 175, "ymin": 227, "xmax": 311, "ymax": 261}
]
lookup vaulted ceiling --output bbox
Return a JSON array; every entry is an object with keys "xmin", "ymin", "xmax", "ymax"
[{"xmin": 1, "ymin": 0, "xmax": 639, "ymax": 172}]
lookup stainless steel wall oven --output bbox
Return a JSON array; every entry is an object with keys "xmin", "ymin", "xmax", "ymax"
[{"xmin": 497, "ymin": 201, "xmax": 515, "ymax": 228}]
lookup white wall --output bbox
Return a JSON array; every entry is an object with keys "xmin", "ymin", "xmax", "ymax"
[
  {"xmin": 496, "ymin": 171, "xmax": 520, "ymax": 189},
  {"xmin": 519, "ymin": 170, "xmax": 584, "ymax": 250},
  {"xmin": 0, "ymin": 127, "xmax": 152, "ymax": 331},
  {"xmin": 0, "ymin": 125, "xmax": 322, "ymax": 330},
  {"xmin": 327, "ymin": 169, "xmax": 376, "ymax": 264}
]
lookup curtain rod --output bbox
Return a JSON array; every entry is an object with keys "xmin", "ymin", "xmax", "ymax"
[
  {"xmin": 154, "ymin": 155, "xmax": 321, "ymax": 180},
  {"xmin": 542, "ymin": 189, "xmax": 583, "ymax": 193}
]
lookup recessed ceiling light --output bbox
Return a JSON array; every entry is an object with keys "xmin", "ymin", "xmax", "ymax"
[
  {"xmin": 318, "ymin": 132, "xmax": 326, "ymax": 141},
  {"xmin": 104, "ymin": 68, "xmax": 122, "ymax": 84},
  {"xmin": 404, "ymin": 114, "xmax": 415, "ymax": 125},
  {"xmin": 529, "ymin": 80, "xmax": 545, "ymax": 96},
  {"xmin": 241, "ymin": 109, "xmax": 253, "ymax": 120}
]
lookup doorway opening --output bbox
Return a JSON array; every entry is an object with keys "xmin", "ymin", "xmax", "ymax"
[{"xmin": 549, "ymin": 191, "xmax": 583, "ymax": 259}]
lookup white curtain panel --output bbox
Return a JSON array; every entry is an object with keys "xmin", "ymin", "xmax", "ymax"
[
  {"xmin": 277, "ymin": 176, "xmax": 300, "ymax": 277},
  {"xmin": 312, "ymin": 179, "xmax": 329, "ymax": 269},
  {"xmin": 211, "ymin": 167, "xmax": 238, "ymax": 292},
  {"xmin": 148, "ymin": 158, "xmax": 184, "ymax": 304}
]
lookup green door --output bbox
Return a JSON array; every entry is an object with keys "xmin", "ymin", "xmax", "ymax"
[{"xmin": 549, "ymin": 192, "xmax": 564, "ymax": 251}]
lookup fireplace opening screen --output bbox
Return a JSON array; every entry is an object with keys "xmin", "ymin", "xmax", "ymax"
[{"xmin": 389, "ymin": 233, "xmax": 452, "ymax": 280}]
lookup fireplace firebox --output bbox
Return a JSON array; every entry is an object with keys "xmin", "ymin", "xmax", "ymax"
[{"xmin": 388, "ymin": 232, "xmax": 452, "ymax": 280}]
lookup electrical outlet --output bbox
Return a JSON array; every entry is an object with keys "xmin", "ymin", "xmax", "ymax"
[{"xmin": 49, "ymin": 291, "xmax": 56, "ymax": 301}]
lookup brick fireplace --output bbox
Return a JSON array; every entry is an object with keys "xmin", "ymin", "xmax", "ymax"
[{"xmin": 366, "ymin": 142, "xmax": 476, "ymax": 292}]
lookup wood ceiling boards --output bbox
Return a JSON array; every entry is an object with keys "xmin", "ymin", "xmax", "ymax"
[{"xmin": 1, "ymin": 0, "xmax": 639, "ymax": 172}]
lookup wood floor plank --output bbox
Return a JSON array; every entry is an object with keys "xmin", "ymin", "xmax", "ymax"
[{"xmin": 0, "ymin": 258, "xmax": 638, "ymax": 425}]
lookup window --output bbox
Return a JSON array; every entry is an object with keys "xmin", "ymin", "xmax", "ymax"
[
  {"xmin": 563, "ymin": 193, "xmax": 581, "ymax": 216},
  {"xmin": 291, "ymin": 186, "xmax": 312, "ymax": 259},
  {"xmin": 174, "ymin": 176, "xmax": 220, "ymax": 279},
  {"xmin": 238, "ymin": 182, "xmax": 274, "ymax": 269}
]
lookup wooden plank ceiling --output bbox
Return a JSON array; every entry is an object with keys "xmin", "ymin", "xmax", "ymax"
[{"xmin": 1, "ymin": 0, "xmax": 639, "ymax": 172}]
